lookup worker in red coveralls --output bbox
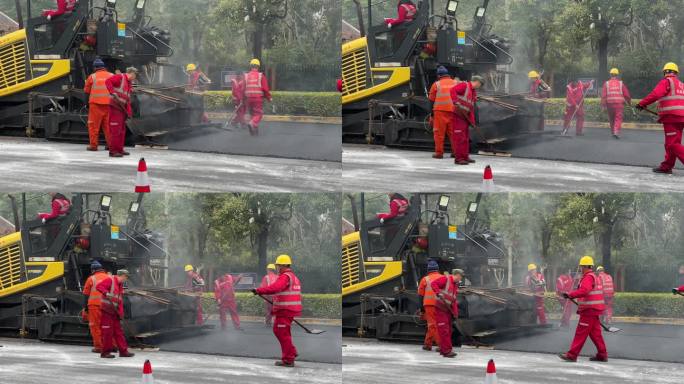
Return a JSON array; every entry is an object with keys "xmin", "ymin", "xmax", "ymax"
[
  {"xmin": 376, "ymin": 193, "xmax": 409, "ymax": 223},
  {"xmin": 556, "ymin": 271, "xmax": 575, "ymax": 327},
  {"xmin": 42, "ymin": 0, "xmax": 76, "ymax": 20},
  {"xmin": 214, "ymin": 273, "xmax": 243, "ymax": 331},
  {"xmin": 230, "ymin": 72, "xmax": 246, "ymax": 128},
  {"xmin": 244, "ymin": 59, "xmax": 272, "ymax": 136},
  {"xmin": 430, "ymin": 268, "xmax": 462, "ymax": 358},
  {"xmin": 260, "ymin": 263, "xmax": 278, "ymax": 326},
  {"xmin": 636, "ymin": 62, "xmax": 684, "ymax": 174},
  {"xmin": 450, "ymin": 75, "xmax": 484, "ymax": 165},
  {"xmin": 596, "ymin": 266, "xmax": 615, "ymax": 324},
  {"xmin": 562, "ymin": 78, "xmax": 594, "ymax": 136},
  {"xmin": 528, "ymin": 71, "xmax": 551, "ymax": 99},
  {"xmin": 525, "ymin": 263, "xmax": 547, "ymax": 325},
  {"xmin": 384, "ymin": 0, "xmax": 416, "ymax": 28},
  {"xmin": 559, "ymin": 255, "xmax": 607, "ymax": 363},
  {"xmin": 96, "ymin": 269, "xmax": 135, "ymax": 359},
  {"xmin": 37, "ymin": 193, "xmax": 71, "ymax": 223},
  {"xmin": 601, "ymin": 68, "xmax": 632, "ymax": 139},
  {"xmin": 105, "ymin": 67, "xmax": 137, "ymax": 157},
  {"xmin": 184, "ymin": 264, "xmax": 206, "ymax": 325},
  {"xmin": 253, "ymin": 254, "xmax": 302, "ymax": 367}
]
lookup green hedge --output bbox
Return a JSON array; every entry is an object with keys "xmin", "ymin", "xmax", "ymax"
[
  {"xmin": 544, "ymin": 292, "xmax": 684, "ymax": 318},
  {"xmin": 201, "ymin": 292, "xmax": 340, "ymax": 319},
  {"xmin": 543, "ymin": 98, "xmax": 657, "ymax": 124},
  {"xmin": 204, "ymin": 91, "xmax": 340, "ymax": 117}
]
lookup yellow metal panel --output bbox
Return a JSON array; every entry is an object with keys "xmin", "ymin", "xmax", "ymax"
[
  {"xmin": 0, "ymin": 231, "xmax": 21, "ymax": 248},
  {"xmin": 342, "ymin": 261, "xmax": 403, "ymax": 297},
  {"xmin": 342, "ymin": 37, "xmax": 367, "ymax": 56},
  {"xmin": 0, "ymin": 262, "xmax": 64, "ymax": 298},
  {"xmin": 342, "ymin": 233, "xmax": 361, "ymax": 288},
  {"xmin": 0, "ymin": 29, "xmax": 26, "ymax": 47},
  {"xmin": 342, "ymin": 67, "xmax": 411, "ymax": 105},
  {"xmin": 0, "ymin": 59, "xmax": 70, "ymax": 97}
]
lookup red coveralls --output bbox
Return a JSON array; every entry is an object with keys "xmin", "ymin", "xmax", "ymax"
[
  {"xmin": 450, "ymin": 81, "xmax": 477, "ymax": 163},
  {"xmin": 678, "ymin": 285, "xmax": 684, "ymax": 292},
  {"xmin": 601, "ymin": 78, "xmax": 631, "ymax": 136},
  {"xmin": 429, "ymin": 76, "xmax": 458, "ymax": 157},
  {"xmin": 244, "ymin": 69, "xmax": 272, "ymax": 135},
  {"xmin": 564, "ymin": 81, "xmax": 592, "ymax": 135},
  {"xmin": 565, "ymin": 270, "xmax": 607, "ymax": 361},
  {"xmin": 105, "ymin": 73, "xmax": 132, "ymax": 156},
  {"xmin": 418, "ymin": 272, "xmax": 442, "ymax": 350},
  {"xmin": 430, "ymin": 274, "xmax": 458, "ymax": 356},
  {"xmin": 598, "ymin": 271, "xmax": 615, "ymax": 323},
  {"xmin": 525, "ymin": 271, "xmax": 547, "ymax": 325},
  {"xmin": 185, "ymin": 271, "xmax": 205, "ymax": 325},
  {"xmin": 376, "ymin": 198, "xmax": 409, "ymax": 221},
  {"xmin": 84, "ymin": 68, "xmax": 113, "ymax": 149},
  {"xmin": 96, "ymin": 276, "xmax": 131, "ymax": 357},
  {"xmin": 82, "ymin": 270, "xmax": 109, "ymax": 350},
  {"xmin": 42, "ymin": 0, "xmax": 76, "ymax": 18},
  {"xmin": 214, "ymin": 274, "xmax": 242, "ymax": 330},
  {"xmin": 260, "ymin": 271, "xmax": 278, "ymax": 326},
  {"xmin": 256, "ymin": 268, "xmax": 302, "ymax": 364},
  {"xmin": 37, "ymin": 196, "xmax": 71, "ymax": 220},
  {"xmin": 638, "ymin": 74, "xmax": 684, "ymax": 172},
  {"xmin": 231, "ymin": 76, "xmax": 247, "ymax": 125},
  {"xmin": 556, "ymin": 274, "xmax": 574, "ymax": 327},
  {"xmin": 529, "ymin": 79, "xmax": 550, "ymax": 99},
  {"xmin": 384, "ymin": 2, "xmax": 416, "ymax": 26}
]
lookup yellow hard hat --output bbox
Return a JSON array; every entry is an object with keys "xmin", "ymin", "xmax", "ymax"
[
  {"xmin": 528, "ymin": 70, "xmax": 539, "ymax": 79},
  {"xmin": 250, "ymin": 58, "xmax": 261, "ymax": 67},
  {"xmin": 609, "ymin": 68, "xmax": 619, "ymax": 75},
  {"xmin": 663, "ymin": 62, "xmax": 679, "ymax": 73},
  {"xmin": 275, "ymin": 254, "xmax": 292, "ymax": 265},
  {"xmin": 579, "ymin": 256, "xmax": 594, "ymax": 266},
  {"xmin": 184, "ymin": 264, "xmax": 194, "ymax": 272},
  {"xmin": 186, "ymin": 63, "xmax": 196, "ymax": 71},
  {"xmin": 527, "ymin": 263, "xmax": 537, "ymax": 271},
  {"xmin": 267, "ymin": 263, "xmax": 276, "ymax": 270},
  {"xmin": 596, "ymin": 265, "xmax": 604, "ymax": 271}
]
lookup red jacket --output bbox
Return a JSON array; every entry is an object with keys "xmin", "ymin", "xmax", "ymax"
[
  {"xmin": 529, "ymin": 79, "xmax": 550, "ymax": 99},
  {"xmin": 214, "ymin": 274, "xmax": 241, "ymax": 304},
  {"xmin": 566, "ymin": 81, "xmax": 592, "ymax": 109},
  {"xmin": 450, "ymin": 81, "xmax": 477, "ymax": 123},
  {"xmin": 376, "ymin": 198, "xmax": 409, "ymax": 220},
  {"xmin": 568, "ymin": 270, "xmax": 605, "ymax": 316},
  {"xmin": 105, "ymin": 73, "xmax": 133, "ymax": 117},
  {"xmin": 244, "ymin": 69, "xmax": 272, "ymax": 101},
  {"xmin": 42, "ymin": 0, "xmax": 76, "ymax": 18},
  {"xmin": 385, "ymin": 2, "xmax": 416, "ymax": 26},
  {"xmin": 555, "ymin": 274, "xmax": 573, "ymax": 296},
  {"xmin": 256, "ymin": 268, "xmax": 302, "ymax": 317},
  {"xmin": 96, "ymin": 275, "xmax": 125, "ymax": 318},
  {"xmin": 430, "ymin": 274, "xmax": 459, "ymax": 316},
  {"xmin": 678, "ymin": 285, "xmax": 684, "ymax": 292},
  {"xmin": 185, "ymin": 271, "xmax": 205, "ymax": 292},
  {"xmin": 38, "ymin": 196, "xmax": 71, "ymax": 220},
  {"xmin": 337, "ymin": 79, "xmax": 344, "ymax": 93},
  {"xmin": 231, "ymin": 77, "xmax": 245, "ymax": 104},
  {"xmin": 638, "ymin": 75, "xmax": 684, "ymax": 123},
  {"xmin": 601, "ymin": 78, "xmax": 631, "ymax": 107},
  {"xmin": 525, "ymin": 271, "xmax": 546, "ymax": 294}
]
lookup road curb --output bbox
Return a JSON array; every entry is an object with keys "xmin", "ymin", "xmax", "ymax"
[
  {"xmin": 206, "ymin": 112, "xmax": 341, "ymax": 125},
  {"xmin": 204, "ymin": 314, "xmax": 341, "ymax": 326},
  {"xmin": 546, "ymin": 119, "xmax": 662, "ymax": 131},
  {"xmin": 547, "ymin": 313, "xmax": 684, "ymax": 325}
]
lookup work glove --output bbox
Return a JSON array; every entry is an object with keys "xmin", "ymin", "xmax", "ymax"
[
  {"xmin": 379, "ymin": 218, "xmax": 385, "ymax": 224},
  {"xmin": 562, "ymin": 292, "xmax": 570, "ymax": 299},
  {"xmin": 47, "ymin": 15, "xmax": 52, "ymax": 21},
  {"xmin": 251, "ymin": 288, "xmax": 258, "ymax": 295},
  {"xmin": 41, "ymin": 218, "xmax": 46, "ymax": 224},
  {"xmin": 387, "ymin": 23, "xmax": 393, "ymax": 29},
  {"xmin": 673, "ymin": 288, "xmax": 679, "ymax": 295},
  {"xmin": 635, "ymin": 104, "xmax": 644, "ymax": 111}
]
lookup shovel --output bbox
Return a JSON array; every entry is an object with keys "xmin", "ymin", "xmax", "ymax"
[
  {"xmin": 568, "ymin": 298, "xmax": 621, "ymax": 333},
  {"xmin": 257, "ymin": 294, "xmax": 326, "ymax": 335}
]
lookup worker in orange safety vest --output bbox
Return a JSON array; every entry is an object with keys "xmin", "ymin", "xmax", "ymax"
[
  {"xmin": 429, "ymin": 66, "xmax": 459, "ymax": 159},
  {"xmin": 82, "ymin": 260, "xmax": 110, "ymax": 353},
  {"xmin": 418, "ymin": 259, "xmax": 442, "ymax": 351},
  {"xmin": 84, "ymin": 59, "xmax": 113, "ymax": 151}
]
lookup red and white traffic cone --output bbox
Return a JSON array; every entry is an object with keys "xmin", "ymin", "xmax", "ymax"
[
  {"xmin": 482, "ymin": 165, "xmax": 495, "ymax": 192},
  {"xmin": 484, "ymin": 359, "xmax": 497, "ymax": 384},
  {"xmin": 135, "ymin": 158, "xmax": 151, "ymax": 193},
  {"xmin": 142, "ymin": 359, "xmax": 154, "ymax": 384}
]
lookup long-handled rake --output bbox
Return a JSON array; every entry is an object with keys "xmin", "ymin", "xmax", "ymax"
[
  {"xmin": 568, "ymin": 298, "xmax": 621, "ymax": 333},
  {"xmin": 257, "ymin": 294, "xmax": 326, "ymax": 335}
]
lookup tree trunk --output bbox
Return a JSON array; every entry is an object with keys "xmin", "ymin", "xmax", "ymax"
[
  {"xmin": 600, "ymin": 223, "xmax": 613, "ymax": 273},
  {"xmin": 597, "ymin": 28, "xmax": 610, "ymax": 86},
  {"xmin": 256, "ymin": 225, "xmax": 269, "ymax": 278},
  {"xmin": 252, "ymin": 22, "xmax": 264, "ymax": 60}
]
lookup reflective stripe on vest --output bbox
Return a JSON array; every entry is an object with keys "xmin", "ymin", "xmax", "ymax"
[
  {"xmin": 393, "ymin": 199, "xmax": 408, "ymax": 215},
  {"xmin": 401, "ymin": 3, "xmax": 416, "ymax": 20},
  {"xmin": 454, "ymin": 82, "xmax": 474, "ymax": 113},
  {"xmin": 577, "ymin": 273, "xmax": 605, "ymax": 310},
  {"xmin": 605, "ymin": 80, "xmax": 625, "ymax": 104},
  {"xmin": 245, "ymin": 72, "xmax": 264, "ymax": 97},
  {"xmin": 112, "ymin": 75, "xmax": 130, "ymax": 105},
  {"xmin": 88, "ymin": 71, "xmax": 113, "ymax": 104},
  {"xmin": 657, "ymin": 76, "xmax": 684, "ymax": 116},
  {"xmin": 87, "ymin": 273, "xmax": 108, "ymax": 305},
  {"xmin": 433, "ymin": 78, "xmax": 457, "ymax": 111},
  {"xmin": 55, "ymin": 198, "xmax": 70, "ymax": 216},
  {"xmin": 567, "ymin": 84, "xmax": 582, "ymax": 107},
  {"xmin": 272, "ymin": 272, "xmax": 302, "ymax": 311},
  {"xmin": 100, "ymin": 276, "xmax": 122, "ymax": 312},
  {"xmin": 600, "ymin": 273, "xmax": 614, "ymax": 295},
  {"xmin": 436, "ymin": 275, "xmax": 457, "ymax": 312},
  {"xmin": 422, "ymin": 275, "xmax": 436, "ymax": 306}
]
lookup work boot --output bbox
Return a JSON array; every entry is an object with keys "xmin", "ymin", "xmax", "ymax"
[
  {"xmin": 653, "ymin": 167, "xmax": 673, "ymax": 174},
  {"xmin": 455, "ymin": 160, "xmax": 469, "ymax": 165},
  {"xmin": 100, "ymin": 353, "xmax": 115, "ymax": 359},
  {"xmin": 109, "ymin": 152, "xmax": 123, "ymax": 158},
  {"xmin": 104, "ymin": 146, "xmax": 109, "ymax": 151},
  {"xmin": 576, "ymin": 132, "xmax": 584, "ymax": 136},
  {"xmin": 121, "ymin": 151, "xmax": 130, "ymax": 156},
  {"xmin": 613, "ymin": 134, "xmax": 620, "ymax": 139},
  {"xmin": 275, "ymin": 361, "xmax": 295, "ymax": 367},
  {"xmin": 590, "ymin": 356, "xmax": 608, "ymax": 362},
  {"xmin": 87, "ymin": 146, "xmax": 98, "ymax": 151},
  {"xmin": 450, "ymin": 153, "xmax": 455, "ymax": 158},
  {"xmin": 91, "ymin": 348, "xmax": 101, "ymax": 353},
  {"xmin": 442, "ymin": 351, "xmax": 457, "ymax": 358},
  {"xmin": 467, "ymin": 158, "xmax": 476, "ymax": 163},
  {"xmin": 119, "ymin": 351, "xmax": 135, "ymax": 357},
  {"xmin": 558, "ymin": 353, "xmax": 577, "ymax": 362},
  {"xmin": 432, "ymin": 154, "xmax": 443, "ymax": 159},
  {"xmin": 422, "ymin": 346, "xmax": 432, "ymax": 351}
]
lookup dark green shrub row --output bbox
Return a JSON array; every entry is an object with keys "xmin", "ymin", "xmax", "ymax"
[
  {"xmin": 201, "ymin": 292, "xmax": 340, "ymax": 319},
  {"xmin": 542, "ymin": 98, "xmax": 657, "ymax": 124},
  {"xmin": 544, "ymin": 292, "xmax": 684, "ymax": 318},
  {"xmin": 204, "ymin": 91, "xmax": 340, "ymax": 117}
]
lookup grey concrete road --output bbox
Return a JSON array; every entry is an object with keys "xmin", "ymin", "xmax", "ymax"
[
  {"xmin": 342, "ymin": 144, "xmax": 684, "ymax": 192},
  {"xmin": 159, "ymin": 320, "xmax": 341, "ymax": 364},
  {"xmin": 0, "ymin": 338, "xmax": 341, "ymax": 384},
  {"xmin": 0, "ymin": 137, "xmax": 340, "ymax": 192},
  {"xmin": 343, "ymin": 338, "xmax": 683, "ymax": 384}
]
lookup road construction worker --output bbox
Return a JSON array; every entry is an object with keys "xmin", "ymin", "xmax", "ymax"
[
  {"xmin": 673, "ymin": 286, "xmax": 684, "ymax": 294},
  {"xmin": 418, "ymin": 259, "xmax": 442, "ymax": 351},
  {"xmin": 37, "ymin": 192, "xmax": 71, "ymax": 223},
  {"xmin": 253, "ymin": 254, "xmax": 302, "ymax": 367},
  {"xmin": 636, "ymin": 62, "xmax": 684, "ymax": 174},
  {"xmin": 214, "ymin": 273, "xmax": 243, "ymax": 331},
  {"xmin": 230, "ymin": 72, "xmax": 247, "ymax": 128},
  {"xmin": 82, "ymin": 261, "xmax": 110, "ymax": 353},
  {"xmin": 555, "ymin": 271, "xmax": 575, "ymax": 327},
  {"xmin": 559, "ymin": 255, "xmax": 607, "ymax": 362},
  {"xmin": 96, "ymin": 269, "xmax": 135, "ymax": 359},
  {"xmin": 430, "ymin": 268, "xmax": 462, "ymax": 358},
  {"xmin": 384, "ymin": 0, "xmax": 416, "ymax": 28},
  {"xmin": 601, "ymin": 68, "xmax": 632, "ymax": 139},
  {"xmin": 596, "ymin": 266, "xmax": 614, "ymax": 324},
  {"xmin": 528, "ymin": 71, "xmax": 551, "ymax": 99},
  {"xmin": 184, "ymin": 264, "xmax": 206, "ymax": 325},
  {"xmin": 84, "ymin": 59, "xmax": 113, "ymax": 151},
  {"xmin": 525, "ymin": 263, "xmax": 547, "ymax": 325},
  {"xmin": 186, "ymin": 63, "xmax": 212, "ymax": 92},
  {"xmin": 376, "ymin": 193, "xmax": 409, "ymax": 223},
  {"xmin": 429, "ymin": 66, "xmax": 458, "ymax": 159},
  {"xmin": 244, "ymin": 59, "xmax": 272, "ymax": 136},
  {"xmin": 450, "ymin": 75, "xmax": 484, "ymax": 165},
  {"xmin": 260, "ymin": 264, "xmax": 278, "ymax": 326},
  {"xmin": 42, "ymin": 0, "xmax": 76, "ymax": 20},
  {"xmin": 563, "ymin": 78, "xmax": 594, "ymax": 136},
  {"xmin": 105, "ymin": 67, "xmax": 137, "ymax": 157}
]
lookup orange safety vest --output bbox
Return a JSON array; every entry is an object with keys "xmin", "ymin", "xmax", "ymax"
[
  {"xmin": 604, "ymin": 79, "xmax": 625, "ymax": 105},
  {"xmin": 272, "ymin": 271, "xmax": 302, "ymax": 315},
  {"xmin": 245, "ymin": 71, "xmax": 265, "ymax": 98},
  {"xmin": 400, "ymin": 3, "xmax": 417, "ymax": 20},
  {"xmin": 577, "ymin": 272, "xmax": 605, "ymax": 312},
  {"xmin": 421, "ymin": 273, "xmax": 438, "ymax": 306},
  {"xmin": 84, "ymin": 271, "xmax": 108, "ymax": 307},
  {"xmin": 657, "ymin": 75, "xmax": 684, "ymax": 118},
  {"xmin": 432, "ymin": 77, "xmax": 457, "ymax": 112},
  {"xmin": 599, "ymin": 272, "xmax": 614, "ymax": 296},
  {"xmin": 435, "ymin": 275, "xmax": 458, "ymax": 313},
  {"xmin": 453, "ymin": 81, "xmax": 475, "ymax": 114},
  {"xmin": 86, "ymin": 69, "xmax": 113, "ymax": 105}
]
